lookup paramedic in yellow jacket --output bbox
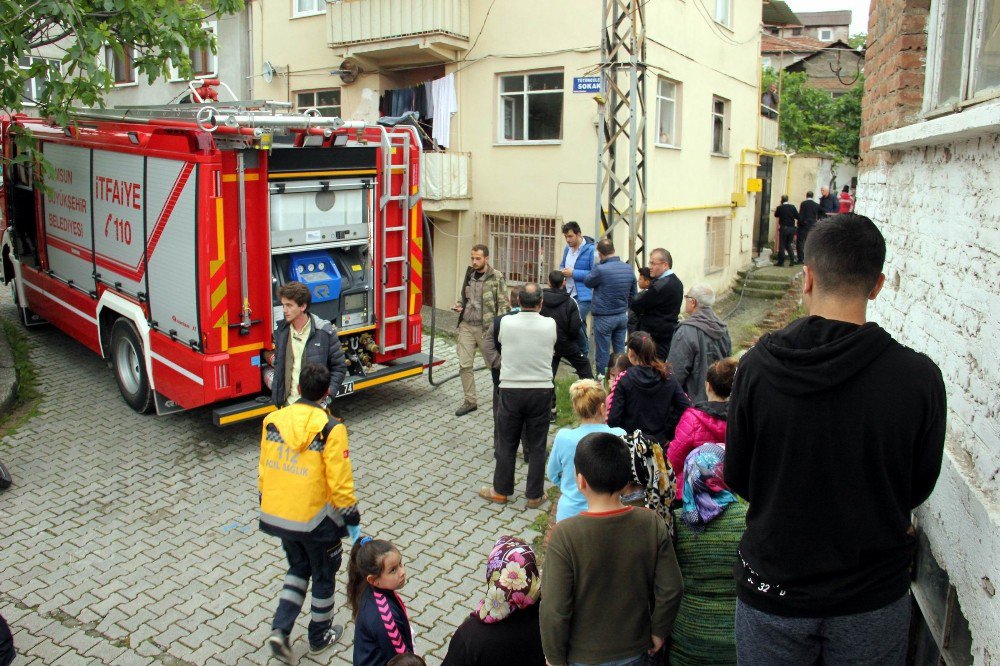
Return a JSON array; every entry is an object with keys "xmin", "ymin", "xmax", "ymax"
[{"xmin": 258, "ymin": 363, "xmax": 362, "ymax": 662}]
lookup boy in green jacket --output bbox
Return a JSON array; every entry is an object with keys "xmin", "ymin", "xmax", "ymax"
[{"xmin": 540, "ymin": 432, "xmax": 683, "ymax": 665}]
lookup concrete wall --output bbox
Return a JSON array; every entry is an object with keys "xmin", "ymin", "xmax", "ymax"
[
  {"xmin": 859, "ymin": 0, "xmax": 1000, "ymax": 660},
  {"xmin": 256, "ymin": 0, "xmax": 764, "ymax": 307}
]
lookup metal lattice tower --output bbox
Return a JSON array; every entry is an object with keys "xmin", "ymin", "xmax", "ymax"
[{"xmin": 595, "ymin": 0, "xmax": 647, "ymax": 266}]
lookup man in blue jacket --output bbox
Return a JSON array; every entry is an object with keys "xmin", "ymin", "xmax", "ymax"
[
  {"xmin": 584, "ymin": 237, "xmax": 637, "ymax": 379},
  {"xmin": 559, "ymin": 222, "xmax": 595, "ymax": 359}
]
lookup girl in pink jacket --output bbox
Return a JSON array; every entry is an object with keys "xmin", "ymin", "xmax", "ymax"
[{"xmin": 667, "ymin": 357, "xmax": 738, "ymax": 500}]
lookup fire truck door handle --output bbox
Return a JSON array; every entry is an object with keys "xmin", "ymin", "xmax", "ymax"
[{"xmin": 381, "ymin": 264, "xmax": 388, "ymax": 285}]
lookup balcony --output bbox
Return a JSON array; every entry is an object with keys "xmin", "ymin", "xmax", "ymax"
[
  {"xmin": 760, "ymin": 113, "xmax": 780, "ymax": 152},
  {"xmin": 328, "ymin": 0, "xmax": 470, "ymax": 67},
  {"xmin": 421, "ymin": 151, "xmax": 470, "ymax": 211}
]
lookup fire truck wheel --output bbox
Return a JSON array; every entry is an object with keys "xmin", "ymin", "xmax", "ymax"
[{"xmin": 110, "ymin": 319, "xmax": 154, "ymax": 414}]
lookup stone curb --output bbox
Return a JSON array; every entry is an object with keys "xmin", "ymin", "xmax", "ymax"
[{"xmin": 0, "ymin": 321, "xmax": 20, "ymax": 418}]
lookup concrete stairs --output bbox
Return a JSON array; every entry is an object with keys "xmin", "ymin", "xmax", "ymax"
[{"xmin": 731, "ymin": 266, "xmax": 800, "ymax": 301}]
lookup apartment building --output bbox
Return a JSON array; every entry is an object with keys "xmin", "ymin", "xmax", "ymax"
[
  {"xmin": 858, "ymin": 0, "xmax": 1000, "ymax": 661},
  {"xmin": 253, "ymin": 0, "xmax": 765, "ymax": 305},
  {"xmin": 769, "ymin": 10, "xmax": 852, "ymax": 42}
]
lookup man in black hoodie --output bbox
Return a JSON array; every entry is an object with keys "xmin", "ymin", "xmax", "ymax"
[
  {"xmin": 542, "ymin": 270, "xmax": 594, "ymax": 381},
  {"xmin": 725, "ymin": 214, "xmax": 946, "ymax": 665}
]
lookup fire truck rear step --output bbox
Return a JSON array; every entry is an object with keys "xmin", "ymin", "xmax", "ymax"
[{"xmin": 211, "ymin": 353, "xmax": 435, "ymax": 426}]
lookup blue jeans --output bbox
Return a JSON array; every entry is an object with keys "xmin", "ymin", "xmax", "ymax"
[
  {"xmin": 569, "ymin": 655, "xmax": 644, "ymax": 666},
  {"xmin": 273, "ymin": 539, "xmax": 343, "ymax": 646},
  {"xmin": 575, "ymin": 299, "xmax": 592, "ymax": 357},
  {"xmin": 592, "ymin": 312, "xmax": 628, "ymax": 377}
]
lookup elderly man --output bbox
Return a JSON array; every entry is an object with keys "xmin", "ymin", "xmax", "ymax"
[
  {"xmin": 631, "ymin": 248, "xmax": 684, "ymax": 360},
  {"xmin": 478, "ymin": 283, "xmax": 557, "ymax": 509},
  {"xmin": 818, "ymin": 186, "xmax": 837, "ymax": 216},
  {"xmin": 667, "ymin": 284, "xmax": 732, "ymax": 403},
  {"xmin": 761, "ymin": 82, "xmax": 779, "ymax": 119},
  {"xmin": 584, "ymin": 238, "xmax": 637, "ymax": 379}
]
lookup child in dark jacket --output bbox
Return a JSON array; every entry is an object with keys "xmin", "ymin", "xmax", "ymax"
[
  {"xmin": 349, "ymin": 538, "xmax": 414, "ymax": 666},
  {"xmin": 667, "ymin": 357, "xmax": 738, "ymax": 500},
  {"xmin": 608, "ymin": 332, "xmax": 692, "ymax": 443}
]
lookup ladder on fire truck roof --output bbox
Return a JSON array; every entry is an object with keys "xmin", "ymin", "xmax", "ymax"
[{"xmin": 69, "ymin": 100, "xmax": 420, "ymax": 355}]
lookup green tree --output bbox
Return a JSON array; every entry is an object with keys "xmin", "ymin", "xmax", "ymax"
[
  {"xmin": 762, "ymin": 68, "xmax": 864, "ymax": 164},
  {"xmin": 848, "ymin": 33, "xmax": 867, "ymax": 49},
  {"xmin": 2, "ymin": 0, "xmax": 243, "ymax": 168}
]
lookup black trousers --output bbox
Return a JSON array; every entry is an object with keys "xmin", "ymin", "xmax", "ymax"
[
  {"xmin": 776, "ymin": 226, "xmax": 797, "ymax": 265},
  {"xmin": 494, "ymin": 388, "xmax": 552, "ymax": 499},
  {"xmin": 796, "ymin": 223, "xmax": 813, "ymax": 264},
  {"xmin": 551, "ymin": 348, "xmax": 594, "ymax": 380}
]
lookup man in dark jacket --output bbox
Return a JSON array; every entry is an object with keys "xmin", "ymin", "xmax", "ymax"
[
  {"xmin": 584, "ymin": 237, "xmax": 637, "ymax": 378},
  {"xmin": 725, "ymin": 214, "xmax": 946, "ymax": 665},
  {"xmin": 818, "ymin": 186, "xmax": 837, "ymax": 215},
  {"xmin": 542, "ymin": 270, "xmax": 593, "ymax": 381},
  {"xmin": 797, "ymin": 191, "xmax": 823, "ymax": 264},
  {"xmin": 631, "ymin": 248, "xmax": 684, "ymax": 360},
  {"xmin": 667, "ymin": 283, "xmax": 731, "ymax": 403},
  {"xmin": 272, "ymin": 281, "xmax": 348, "ymax": 408},
  {"xmin": 773, "ymin": 195, "xmax": 799, "ymax": 266}
]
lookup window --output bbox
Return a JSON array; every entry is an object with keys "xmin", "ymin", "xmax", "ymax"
[
  {"xmin": 926, "ymin": 0, "xmax": 1000, "ymax": 111},
  {"xmin": 818, "ymin": 28, "xmax": 834, "ymax": 41},
  {"xmin": 483, "ymin": 213, "xmax": 558, "ymax": 285},
  {"xmin": 711, "ymin": 95, "xmax": 730, "ymax": 155},
  {"xmin": 714, "ymin": 0, "xmax": 732, "ymax": 27},
  {"xmin": 189, "ymin": 22, "xmax": 218, "ymax": 77},
  {"xmin": 791, "ymin": 27, "xmax": 803, "ymax": 36},
  {"xmin": 705, "ymin": 216, "xmax": 731, "ymax": 273},
  {"xmin": 296, "ymin": 89, "xmax": 342, "ymax": 117},
  {"xmin": 656, "ymin": 78, "xmax": 681, "ymax": 147},
  {"xmin": 169, "ymin": 22, "xmax": 217, "ymax": 81},
  {"xmin": 294, "ymin": 0, "xmax": 325, "ymax": 17},
  {"xmin": 18, "ymin": 56, "xmax": 60, "ymax": 105},
  {"xmin": 498, "ymin": 71, "xmax": 563, "ymax": 143},
  {"xmin": 104, "ymin": 45, "xmax": 136, "ymax": 85}
]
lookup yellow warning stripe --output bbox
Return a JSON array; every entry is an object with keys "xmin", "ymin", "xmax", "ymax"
[
  {"xmin": 228, "ymin": 342, "xmax": 264, "ymax": 354},
  {"xmin": 221, "ymin": 173, "xmax": 261, "ymax": 182},
  {"xmin": 218, "ymin": 404, "xmax": 276, "ymax": 425}
]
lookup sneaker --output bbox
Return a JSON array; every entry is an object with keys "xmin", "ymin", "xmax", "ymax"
[
  {"xmin": 267, "ymin": 629, "xmax": 293, "ymax": 663},
  {"xmin": 526, "ymin": 496, "xmax": 546, "ymax": 510},
  {"xmin": 455, "ymin": 402, "xmax": 478, "ymax": 416},
  {"xmin": 549, "ymin": 409, "xmax": 557, "ymax": 423},
  {"xmin": 309, "ymin": 624, "xmax": 344, "ymax": 653}
]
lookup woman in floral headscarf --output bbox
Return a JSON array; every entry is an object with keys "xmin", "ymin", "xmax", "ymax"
[
  {"xmin": 668, "ymin": 444, "xmax": 747, "ymax": 666},
  {"xmin": 442, "ymin": 536, "xmax": 544, "ymax": 666}
]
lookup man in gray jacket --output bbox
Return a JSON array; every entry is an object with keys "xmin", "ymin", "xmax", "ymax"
[{"xmin": 667, "ymin": 284, "xmax": 732, "ymax": 403}]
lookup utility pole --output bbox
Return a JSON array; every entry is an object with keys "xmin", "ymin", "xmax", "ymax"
[{"xmin": 596, "ymin": 0, "xmax": 647, "ymax": 267}]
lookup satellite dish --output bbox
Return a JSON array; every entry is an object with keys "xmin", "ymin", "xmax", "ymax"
[
  {"xmin": 262, "ymin": 61, "xmax": 275, "ymax": 84},
  {"xmin": 338, "ymin": 59, "xmax": 361, "ymax": 85}
]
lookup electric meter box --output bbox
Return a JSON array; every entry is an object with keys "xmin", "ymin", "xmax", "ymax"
[{"xmin": 289, "ymin": 251, "xmax": 342, "ymax": 303}]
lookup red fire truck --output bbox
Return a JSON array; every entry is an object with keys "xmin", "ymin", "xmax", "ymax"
[{"xmin": 0, "ymin": 91, "xmax": 429, "ymax": 425}]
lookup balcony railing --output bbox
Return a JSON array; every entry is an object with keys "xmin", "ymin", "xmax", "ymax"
[
  {"xmin": 328, "ymin": 0, "xmax": 470, "ymax": 65},
  {"xmin": 760, "ymin": 113, "xmax": 780, "ymax": 151},
  {"xmin": 421, "ymin": 151, "xmax": 470, "ymax": 210}
]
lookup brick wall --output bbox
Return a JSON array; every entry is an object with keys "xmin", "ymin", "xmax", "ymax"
[
  {"xmin": 859, "ymin": 0, "xmax": 930, "ymax": 158},
  {"xmin": 857, "ymin": 3, "xmax": 1000, "ymax": 660}
]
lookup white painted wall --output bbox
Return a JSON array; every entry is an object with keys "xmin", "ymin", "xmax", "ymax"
[{"xmin": 857, "ymin": 115, "xmax": 1000, "ymax": 661}]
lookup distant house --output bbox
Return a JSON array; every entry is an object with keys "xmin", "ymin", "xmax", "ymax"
[
  {"xmin": 772, "ymin": 10, "xmax": 852, "ymax": 42},
  {"xmin": 761, "ymin": 36, "xmax": 864, "ymax": 97}
]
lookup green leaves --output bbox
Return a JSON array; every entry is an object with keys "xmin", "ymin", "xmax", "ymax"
[
  {"xmin": 2, "ymin": 0, "xmax": 244, "ymax": 169},
  {"xmin": 762, "ymin": 69, "xmax": 864, "ymax": 164}
]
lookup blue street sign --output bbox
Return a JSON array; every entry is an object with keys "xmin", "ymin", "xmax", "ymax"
[{"xmin": 573, "ymin": 76, "xmax": 602, "ymax": 93}]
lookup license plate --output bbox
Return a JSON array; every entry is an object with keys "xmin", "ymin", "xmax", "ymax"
[{"xmin": 337, "ymin": 383, "xmax": 355, "ymax": 397}]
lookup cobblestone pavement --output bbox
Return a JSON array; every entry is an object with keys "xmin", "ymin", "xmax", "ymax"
[{"xmin": 0, "ymin": 291, "xmax": 549, "ymax": 665}]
